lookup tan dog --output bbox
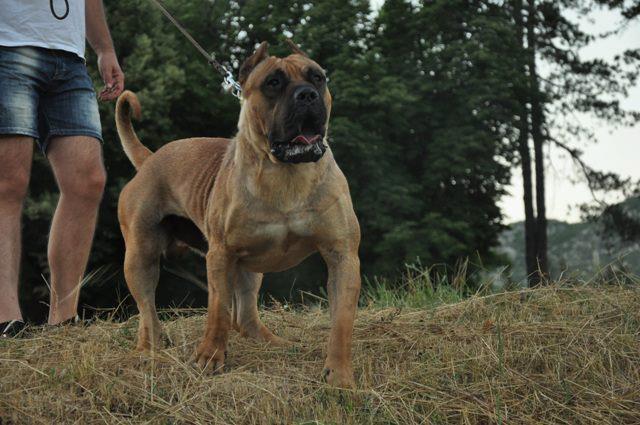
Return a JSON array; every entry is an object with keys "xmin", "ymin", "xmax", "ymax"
[{"xmin": 115, "ymin": 41, "xmax": 361, "ymax": 388}]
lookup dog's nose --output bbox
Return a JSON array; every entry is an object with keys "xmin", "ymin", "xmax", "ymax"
[{"xmin": 294, "ymin": 86, "xmax": 320, "ymax": 105}]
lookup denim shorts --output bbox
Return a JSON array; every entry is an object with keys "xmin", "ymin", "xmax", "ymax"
[{"xmin": 0, "ymin": 45, "xmax": 102, "ymax": 153}]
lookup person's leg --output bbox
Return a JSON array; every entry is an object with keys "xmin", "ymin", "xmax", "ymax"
[
  {"xmin": 0, "ymin": 46, "xmax": 46, "ymax": 324},
  {"xmin": 46, "ymin": 136, "xmax": 106, "ymax": 324},
  {"xmin": 0, "ymin": 136, "xmax": 34, "ymax": 323}
]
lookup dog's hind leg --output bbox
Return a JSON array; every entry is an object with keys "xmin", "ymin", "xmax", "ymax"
[
  {"xmin": 232, "ymin": 268, "xmax": 289, "ymax": 346},
  {"xmin": 122, "ymin": 223, "xmax": 167, "ymax": 352}
]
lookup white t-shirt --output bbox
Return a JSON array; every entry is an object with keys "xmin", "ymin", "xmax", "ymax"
[{"xmin": 0, "ymin": 0, "xmax": 86, "ymax": 58}]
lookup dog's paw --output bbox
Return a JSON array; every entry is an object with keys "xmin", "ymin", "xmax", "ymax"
[
  {"xmin": 321, "ymin": 366, "xmax": 355, "ymax": 389},
  {"xmin": 257, "ymin": 326, "xmax": 292, "ymax": 347},
  {"xmin": 134, "ymin": 323, "xmax": 164, "ymax": 353},
  {"xmin": 267, "ymin": 334, "xmax": 293, "ymax": 347},
  {"xmin": 238, "ymin": 323, "xmax": 292, "ymax": 347},
  {"xmin": 193, "ymin": 341, "xmax": 227, "ymax": 373},
  {"xmin": 135, "ymin": 337, "xmax": 164, "ymax": 353}
]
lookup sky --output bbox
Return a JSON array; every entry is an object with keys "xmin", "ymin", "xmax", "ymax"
[{"xmin": 369, "ymin": 1, "xmax": 639, "ymax": 224}]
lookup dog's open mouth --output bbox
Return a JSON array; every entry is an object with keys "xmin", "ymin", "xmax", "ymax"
[{"xmin": 270, "ymin": 133, "xmax": 327, "ymax": 164}]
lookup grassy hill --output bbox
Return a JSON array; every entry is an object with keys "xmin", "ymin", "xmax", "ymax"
[{"xmin": 1, "ymin": 282, "xmax": 639, "ymax": 424}]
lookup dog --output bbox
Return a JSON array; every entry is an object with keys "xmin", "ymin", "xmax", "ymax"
[{"xmin": 115, "ymin": 41, "xmax": 361, "ymax": 388}]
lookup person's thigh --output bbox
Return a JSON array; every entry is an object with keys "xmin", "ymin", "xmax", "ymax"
[
  {"xmin": 39, "ymin": 51, "xmax": 103, "ymax": 154},
  {"xmin": 0, "ymin": 136, "xmax": 34, "ymax": 199},
  {"xmin": 0, "ymin": 46, "xmax": 46, "ymax": 142}
]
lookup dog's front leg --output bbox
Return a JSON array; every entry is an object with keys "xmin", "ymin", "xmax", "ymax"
[
  {"xmin": 194, "ymin": 247, "xmax": 234, "ymax": 372},
  {"xmin": 320, "ymin": 246, "xmax": 361, "ymax": 388}
]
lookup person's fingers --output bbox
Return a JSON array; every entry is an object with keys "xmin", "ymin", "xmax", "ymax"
[
  {"xmin": 99, "ymin": 87, "xmax": 117, "ymax": 101},
  {"xmin": 112, "ymin": 70, "xmax": 125, "ymax": 98},
  {"xmin": 99, "ymin": 87, "xmax": 119, "ymax": 101},
  {"xmin": 98, "ymin": 87, "xmax": 111, "ymax": 101},
  {"xmin": 103, "ymin": 71, "xmax": 115, "ymax": 90},
  {"xmin": 101, "ymin": 91, "xmax": 118, "ymax": 101},
  {"xmin": 98, "ymin": 80, "xmax": 116, "ymax": 101}
]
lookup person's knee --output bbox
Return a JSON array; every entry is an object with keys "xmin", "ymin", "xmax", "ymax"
[
  {"xmin": 0, "ymin": 167, "xmax": 30, "ymax": 206},
  {"xmin": 78, "ymin": 165, "xmax": 106, "ymax": 203},
  {"xmin": 60, "ymin": 163, "xmax": 107, "ymax": 203}
]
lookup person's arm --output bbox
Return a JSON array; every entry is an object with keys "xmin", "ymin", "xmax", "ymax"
[{"xmin": 85, "ymin": 0, "xmax": 124, "ymax": 101}]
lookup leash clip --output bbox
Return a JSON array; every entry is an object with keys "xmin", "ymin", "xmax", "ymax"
[{"xmin": 221, "ymin": 68, "xmax": 242, "ymax": 100}]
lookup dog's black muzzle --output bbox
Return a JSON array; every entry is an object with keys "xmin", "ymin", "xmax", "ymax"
[
  {"xmin": 268, "ymin": 83, "xmax": 329, "ymax": 163},
  {"xmin": 269, "ymin": 88, "xmax": 328, "ymax": 163}
]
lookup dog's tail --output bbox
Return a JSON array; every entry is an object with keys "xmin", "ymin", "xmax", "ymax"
[{"xmin": 115, "ymin": 91, "xmax": 152, "ymax": 170}]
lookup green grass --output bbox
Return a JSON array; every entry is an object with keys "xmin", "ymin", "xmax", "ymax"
[
  {"xmin": 362, "ymin": 272, "xmax": 463, "ymax": 308},
  {"xmin": 360, "ymin": 260, "xmax": 487, "ymax": 308}
]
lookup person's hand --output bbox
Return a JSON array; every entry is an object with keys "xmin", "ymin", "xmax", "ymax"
[{"xmin": 97, "ymin": 50, "xmax": 124, "ymax": 101}]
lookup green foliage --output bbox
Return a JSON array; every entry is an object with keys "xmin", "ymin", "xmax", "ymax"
[{"xmin": 370, "ymin": 0, "xmax": 521, "ymax": 272}]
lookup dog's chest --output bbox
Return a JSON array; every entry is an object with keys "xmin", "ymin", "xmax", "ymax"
[
  {"xmin": 257, "ymin": 215, "xmax": 313, "ymax": 240},
  {"xmin": 225, "ymin": 212, "xmax": 316, "ymax": 271}
]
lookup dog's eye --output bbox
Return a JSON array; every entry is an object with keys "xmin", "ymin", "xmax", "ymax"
[
  {"xmin": 266, "ymin": 78, "xmax": 280, "ymax": 87},
  {"xmin": 313, "ymin": 74, "xmax": 325, "ymax": 84}
]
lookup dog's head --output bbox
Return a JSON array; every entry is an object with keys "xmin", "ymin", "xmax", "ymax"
[{"xmin": 237, "ymin": 41, "xmax": 331, "ymax": 164}]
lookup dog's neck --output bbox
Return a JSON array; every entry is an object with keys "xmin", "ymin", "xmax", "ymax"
[{"xmin": 233, "ymin": 126, "xmax": 332, "ymax": 212}]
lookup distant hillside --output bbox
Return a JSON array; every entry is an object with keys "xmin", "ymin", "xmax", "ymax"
[{"xmin": 499, "ymin": 198, "xmax": 640, "ymax": 283}]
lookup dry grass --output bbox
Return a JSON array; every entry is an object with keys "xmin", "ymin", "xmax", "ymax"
[{"xmin": 1, "ymin": 284, "xmax": 640, "ymax": 424}]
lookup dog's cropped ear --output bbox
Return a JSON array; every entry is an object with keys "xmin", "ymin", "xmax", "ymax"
[
  {"xmin": 239, "ymin": 41, "xmax": 269, "ymax": 86},
  {"xmin": 286, "ymin": 39, "xmax": 308, "ymax": 57}
]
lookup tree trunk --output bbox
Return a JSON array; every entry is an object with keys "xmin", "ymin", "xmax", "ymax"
[
  {"xmin": 526, "ymin": 0, "xmax": 549, "ymax": 283},
  {"xmin": 513, "ymin": 0, "xmax": 538, "ymax": 285}
]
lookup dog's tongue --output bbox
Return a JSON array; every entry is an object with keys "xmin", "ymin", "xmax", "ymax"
[{"xmin": 292, "ymin": 134, "xmax": 321, "ymax": 145}]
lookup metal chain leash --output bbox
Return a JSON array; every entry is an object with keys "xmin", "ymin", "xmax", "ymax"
[{"xmin": 148, "ymin": 0, "xmax": 242, "ymax": 99}]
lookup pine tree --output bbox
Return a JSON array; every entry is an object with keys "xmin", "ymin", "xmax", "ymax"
[{"xmin": 512, "ymin": 0, "xmax": 538, "ymax": 283}]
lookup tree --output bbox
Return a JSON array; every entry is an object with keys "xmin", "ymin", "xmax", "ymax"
[
  {"xmin": 373, "ymin": 0, "xmax": 522, "ymax": 275},
  {"xmin": 526, "ymin": 0, "xmax": 549, "ymax": 282},
  {"xmin": 512, "ymin": 0, "xmax": 538, "ymax": 284}
]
